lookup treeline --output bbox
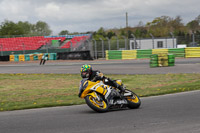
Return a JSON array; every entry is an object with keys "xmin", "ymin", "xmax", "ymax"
[
  {"xmin": 93, "ymin": 15, "xmax": 200, "ymax": 41},
  {"xmin": 0, "ymin": 20, "xmax": 52, "ymax": 37},
  {"xmin": 1, "ymin": 15, "xmax": 200, "ymax": 41}
]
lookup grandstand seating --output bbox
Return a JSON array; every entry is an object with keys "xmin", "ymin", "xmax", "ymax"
[
  {"xmin": 0, "ymin": 35, "xmax": 90, "ymax": 52},
  {"xmin": 0, "ymin": 36, "xmax": 66, "ymax": 51}
]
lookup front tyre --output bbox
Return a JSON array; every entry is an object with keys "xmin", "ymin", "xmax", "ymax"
[
  {"xmin": 126, "ymin": 91, "xmax": 141, "ymax": 109},
  {"xmin": 85, "ymin": 95, "xmax": 108, "ymax": 113}
]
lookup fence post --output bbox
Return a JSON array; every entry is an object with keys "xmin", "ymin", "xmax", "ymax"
[
  {"xmin": 92, "ymin": 39, "xmax": 97, "ymax": 59},
  {"xmin": 192, "ymin": 32, "xmax": 195, "ymax": 47},
  {"xmin": 99, "ymin": 38, "xmax": 104, "ymax": 58},
  {"xmin": 122, "ymin": 36, "xmax": 127, "ymax": 50},
  {"xmin": 106, "ymin": 37, "xmax": 111, "ymax": 50},
  {"xmin": 131, "ymin": 34, "xmax": 136, "ymax": 49},
  {"xmin": 150, "ymin": 33, "xmax": 154, "ymax": 49},
  {"xmin": 170, "ymin": 32, "xmax": 175, "ymax": 48}
]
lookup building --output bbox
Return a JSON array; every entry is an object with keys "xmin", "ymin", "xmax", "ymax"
[{"xmin": 129, "ymin": 38, "xmax": 177, "ymax": 49}]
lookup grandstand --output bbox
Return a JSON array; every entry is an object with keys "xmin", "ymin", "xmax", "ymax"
[
  {"xmin": 61, "ymin": 36, "xmax": 90, "ymax": 49},
  {"xmin": 0, "ymin": 34, "xmax": 91, "ymax": 52}
]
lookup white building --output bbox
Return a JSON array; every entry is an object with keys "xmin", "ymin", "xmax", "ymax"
[{"xmin": 129, "ymin": 38, "xmax": 177, "ymax": 49}]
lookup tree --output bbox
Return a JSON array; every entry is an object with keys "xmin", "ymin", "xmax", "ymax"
[
  {"xmin": 59, "ymin": 30, "xmax": 69, "ymax": 35},
  {"xmin": 0, "ymin": 20, "xmax": 24, "ymax": 36},
  {"xmin": 97, "ymin": 27, "xmax": 106, "ymax": 37},
  {"xmin": 17, "ymin": 21, "xmax": 32, "ymax": 35},
  {"xmin": 187, "ymin": 20, "xmax": 199, "ymax": 32},
  {"xmin": 107, "ymin": 31, "xmax": 116, "ymax": 39},
  {"xmin": 0, "ymin": 20, "xmax": 52, "ymax": 36},
  {"xmin": 32, "ymin": 21, "xmax": 52, "ymax": 36}
]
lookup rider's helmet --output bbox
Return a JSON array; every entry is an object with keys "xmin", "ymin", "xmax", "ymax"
[{"xmin": 80, "ymin": 64, "xmax": 92, "ymax": 78}]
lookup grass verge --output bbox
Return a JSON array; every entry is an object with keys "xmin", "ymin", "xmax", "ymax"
[{"xmin": 0, "ymin": 73, "xmax": 200, "ymax": 111}]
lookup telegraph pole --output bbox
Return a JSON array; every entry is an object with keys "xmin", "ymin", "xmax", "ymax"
[{"xmin": 126, "ymin": 12, "xmax": 128, "ymax": 28}]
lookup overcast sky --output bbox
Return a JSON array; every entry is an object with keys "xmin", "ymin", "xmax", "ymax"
[{"xmin": 0, "ymin": 0, "xmax": 199, "ymax": 35}]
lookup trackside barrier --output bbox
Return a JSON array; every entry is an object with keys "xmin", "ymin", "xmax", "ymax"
[
  {"xmin": 9, "ymin": 53, "xmax": 57, "ymax": 62},
  {"xmin": 9, "ymin": 55, "xmax": 15, "ymax": 61},
  {"xmin": 122, "ymin": 50, "xmax": 137, "ymax": 59},
  {"xmin": 106, "ymin": 47, "xmax": 199, "ymax": 60},
  {"xmin": 150, "ymin": 54, "xmax": 175, "ymax": 68},
  {"xmin": 19, "ymin": 55, "xmax": 25, "ymax": 61},
  {"xmin": 185, "ymin": 47, "xmax": 200, "ymax": 58}
]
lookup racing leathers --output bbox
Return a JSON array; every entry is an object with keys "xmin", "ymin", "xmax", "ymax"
[{"xmin": 78, "ymin": 70, "xmax": 125, "ymax": 97}]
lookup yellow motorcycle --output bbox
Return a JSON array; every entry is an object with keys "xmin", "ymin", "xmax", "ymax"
[{"xmin": 79, "ymin": 79, "xmax": 141, "ymax": 113}]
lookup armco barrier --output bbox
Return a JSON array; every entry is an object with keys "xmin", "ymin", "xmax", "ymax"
[
  {"xmin": 106, "ymin": 47, "xmax": 200, "ymax": 60},
  {"xmin": 137, "ymin": 49, "xmax": 152, "ymax": 59},
  {"xmin": 152, "ymin": 49, "xmax": 168, "ymax": 55},
  {"xmin": 168, "ymin": 48, "xmax": 185, "ymax": 57},
  {"xmin": 106, "ymin": 50, "xmax": 122, "ymax": 60},
  {"xmin": 185, "ymin": 47, "xmax": 200, "ymax": 58},
  {"xmin": 122, "ymin": 50, "xmax": 137, "ymax": 59}
]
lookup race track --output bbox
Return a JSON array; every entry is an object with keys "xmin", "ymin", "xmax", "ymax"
[
  {"xmin": 0, "ymin": 58, "xmax": 200, "ymax": 133},
  {"xmin": 0, "ymin": 58, "xmax": 200, "ymax": 74},
  {"xmin": 0, "ymin": 90, "xmax": 200, "ymax": 133}
]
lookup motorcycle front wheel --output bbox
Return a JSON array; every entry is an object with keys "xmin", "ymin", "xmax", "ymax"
[
  {"xmin": 125, "ymin": 90, "xmax": 141, "ymax": 109},
  {"xmin": 85, "ymin": 94, "xmax": 108, "ymax": 113}
]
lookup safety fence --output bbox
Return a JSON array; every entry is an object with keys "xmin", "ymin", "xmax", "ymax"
[{"xmin": 106, "ymin": 47, "xmax": 200, "ymax": 60}]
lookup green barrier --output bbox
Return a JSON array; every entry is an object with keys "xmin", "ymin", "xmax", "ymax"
[
  {"xmin": 137, "ymin": 49, "xmax": 152, "ymax": 59},
  {"xmin": 150, "ymin": 54, "xmax": 158, "ymax": 67},
  {"xmin": 168, "ymin": 54, "xmax": 175, "ymax": 66},
  {"xmin": 168, "ymin": 48, "xmax": 185, "ymax": 57},
  {"xmin": 107, "ymin": 50, "xmax": 122, "ymax": 60}
]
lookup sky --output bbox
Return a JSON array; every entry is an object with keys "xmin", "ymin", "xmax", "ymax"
[{"xmin": 0, "ymin": 0, "xmax": 199, "ymax": 35}]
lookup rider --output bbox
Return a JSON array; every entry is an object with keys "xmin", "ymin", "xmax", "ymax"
[{"xmin": 79, "ymin": 64, "xmax": 125, "ymax": 97}]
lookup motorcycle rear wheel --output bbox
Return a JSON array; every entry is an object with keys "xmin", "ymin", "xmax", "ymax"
[
  {"xmin": 85, "ymin": 95, "xmax": 108, "ymax": 113},
  {"xmin": 126, "ymin": 91, "xmax": 141, "ymax": 109}
]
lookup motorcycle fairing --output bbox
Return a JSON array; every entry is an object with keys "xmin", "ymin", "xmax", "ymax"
[{"xmin": 80, "ymin": 80, "xmax": 108, "ymax": 98}]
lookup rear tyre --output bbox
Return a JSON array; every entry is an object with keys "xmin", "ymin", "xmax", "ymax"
[
  {"xmin": 85, "ymin": 95, "xmax": 108, "ymax": 113},
  {"xmin": 125, "ymin": 90, "xmax": 141, "ymax": 109}
]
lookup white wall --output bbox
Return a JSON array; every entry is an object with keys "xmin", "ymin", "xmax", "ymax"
[{"xmin": 130, "ymin": 38, "xmax": 177, "ymax": 49}]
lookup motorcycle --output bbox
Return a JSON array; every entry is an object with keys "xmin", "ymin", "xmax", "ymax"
[{"xmin": 79, "ymin": 78, "xmax": 141, "ymax": 113}]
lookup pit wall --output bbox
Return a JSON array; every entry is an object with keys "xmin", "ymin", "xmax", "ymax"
[{"xmin": 106, "ymin": 47, "xmax": 200, "ymax": 60}]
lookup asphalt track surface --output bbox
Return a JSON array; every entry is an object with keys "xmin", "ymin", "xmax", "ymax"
[
  {"xmin": 0, "ymin": 58, "xmax": 200, "ymax": 133},
  {"xmin": 1, "ymin": 91, "xmax": 200, "ymax": 133},
  {"xmin": 0, "ymin": 58, "xmax": 200, "ymax": 74}
]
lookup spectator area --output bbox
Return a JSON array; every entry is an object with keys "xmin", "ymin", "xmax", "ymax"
[
  {"xmin": 0, "ymin": 36, "xmax": 66, "ymax": 51},
  {"xmin": 0, "ymin": 34, "xmax": 91, "ymax": 52}
]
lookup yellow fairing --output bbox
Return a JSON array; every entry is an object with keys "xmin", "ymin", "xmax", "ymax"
[
  {"xmin": 80, "ymin": 80, "xmax": 107, "ymax": 98},
  {"xmin": 116, "ymin": 80, "xmax": 122, "ymax": 86}
]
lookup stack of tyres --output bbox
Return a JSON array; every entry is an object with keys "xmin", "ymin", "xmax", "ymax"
[
  {"xmin": 158, "ymin": 54, "xmax": 168, "ymax": 67},
  {"xmin": 150, "ymin": 54, "xmax": 158, "ymax": 67},
  {"xmin": 168, "ymin": 54, "xmax": 175, "ymax": 66}
]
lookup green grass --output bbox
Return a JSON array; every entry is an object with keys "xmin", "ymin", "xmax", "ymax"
[{"xmin": 0, "ymin": 73, "xmax": 200, "ymax": 111}]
